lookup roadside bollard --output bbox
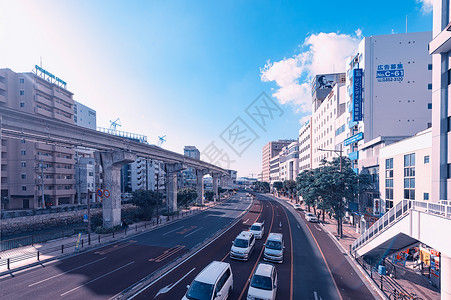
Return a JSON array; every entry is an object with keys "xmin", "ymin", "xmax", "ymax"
[
  {"xmin": 7, "ymin": 258, "xmax": 10, "ymax": 270},
  {"xmin": 98, "ymin": 235, "xmax": 100, "ymax": 243},
  {"xmin": 37, "ymin": 251, "xmax": 40, "ymax": 261},
  {"xmin": 61, "ymin": 244, "xmax": 64, "ymax": 254}
]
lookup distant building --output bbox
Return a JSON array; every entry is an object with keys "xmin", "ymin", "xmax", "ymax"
[
  {"xmin": 298, "ymin": 117, "xmax": 312, "ymax": 172},
  {"xmin": 73, "ymin": 101, "xmax": 96, "ymax": 130},
  {"xmin": 183, "ymin": 146, "xmax": 200, "ymax": 187},
  {"xmin": 262, "ymin": 140, "xmax": 296, "ymax": 183},
  {"xmin": 0, "ymin": 66, "xmax": 76, "ymax": 209}
]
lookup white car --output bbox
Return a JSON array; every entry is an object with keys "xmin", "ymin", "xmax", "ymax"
[
  {"xmin": 183, "ymin": 261, "xmax": 233, "ymax": 300},
  {"xmin": 230, "ymin": 231, "xmax": 255, "ymax": 261},
  {"xmin": 247, "ymin": 262, "xmax": 277, "ymax": 300},
  {"xmin": 305, "ymin": 212, "xmax": 318, "ymax": 222},
  {"xmin": 293, "ymin": 204, "xmax": 302, "ymax": 210},
  {"xmin": 249, "ymin": 222, "xmax": 265, "ymax": 239}
]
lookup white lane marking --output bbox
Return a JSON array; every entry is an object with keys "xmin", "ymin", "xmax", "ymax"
[
  {"xmin": 184, "ymin": 227, "xmax": 203, "ymax": 238},
  {"xmin": 243, "ymin": 218, "xmax": 249, "ymax": 224},
  {"xmin": 60, "ymin": 261, "xmax": 134, "ymax": 296},
  {"xmin": 314, "ymin": 225, "xmax": 322, "ymax": 231},
  {"xmin": 29, "ymin": 257, "xmax": 107, "ymax": 287},
  {"xmin": 153, "ymin": 267, "xmax": 196, "ymax": 299},
  {"xmin": 297, "ymin": 223, "xmax": 301, "ymax": 230},
  {"xmin": 163, "ymin": 226, "xmax": 185, "ymax": 236},
  {"xmin": 279, "ymin": 221, "xmax": 282, "ymax": 228},
  {"xmin": 314, "ymin": 291, "xmax": 318, "ymax": 300}
]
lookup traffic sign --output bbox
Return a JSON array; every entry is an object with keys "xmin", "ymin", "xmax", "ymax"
[
  {"xmin": 83, "ymin": 214, "xmax": 88, "ymax": 222},
  {"xmin": 97, "ymin": 189, "xmax": 103, "ymax": 198},
  {"xmin": 104, "ymin": 189, "xmax": 110, "ymax": 198}
]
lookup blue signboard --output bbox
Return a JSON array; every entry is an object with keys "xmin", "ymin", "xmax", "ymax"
[
  {"xmin": 376, "ymin": 63, "xmax": 404, "ymax": 82},
  {"xmin": 353, "ymin": 68, "xmax": 363, "ymax": 122},
  {"xmin": 348, "ymin": 151, "xmax": 359, "ymax": 161},
  {"xmin": 344, "ymin": 132, "xmax": 363, "ymax": 146}
]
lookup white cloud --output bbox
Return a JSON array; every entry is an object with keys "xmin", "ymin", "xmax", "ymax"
[
  {"xmin": 417, "ymin": 0, "xmax": 433, "ymax": 14},
  {"xmin": 261, "ymin": 31, "xmax": 361, "ymax": 116}
]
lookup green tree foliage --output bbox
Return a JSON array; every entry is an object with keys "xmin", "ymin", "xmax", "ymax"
[
  {"xmin": 296, "ymin": 157, "xmax": 371, "ymax": 238},
  {"xmin": 283, "ymin": 180, "xmax": 297, "ymax": 200},
  {"xmin": 177, "ymin": 188, "xmax": 198, "ymax": 208},
  {"xmin": 131, "ymin": 190, "xmax": 160, "ymax": 221},
  {"xmin": 272, "ymin": 181, "xmax": 284, "ymax": 191},
  {"xmin": 254, "ymin": 181, "xmax": 270, "ymax": 193},
  {"xmin": 204, "ymin": 190, "xmax": 214, "ymax": 201}
]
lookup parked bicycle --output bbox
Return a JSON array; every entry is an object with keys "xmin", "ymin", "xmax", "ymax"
[{"xmin": 389, "ymin": 289, "xmax": 423, "ymax": 300}]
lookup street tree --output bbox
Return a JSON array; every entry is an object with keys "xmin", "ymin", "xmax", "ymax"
[
  {"xmin": 296, "ymin": 168, "xmax": 321, "ymax": 213},
  {"xmin": 272, "ymin": 181, "xmax": 284, "ymax": 193},
  {"xmin": 177, "ymin": 188, "xmax": 198, "ymax": 208},
  {"xmin": 283, "ymin": 180, "xmax": 297, "ymax": 201},
  {"xmin": 204, "ymin": 190, "xmax": 214, "ymax": 201},
  {"xmin": 131, "ymin": 190, "xmax": 160, "ymax": 221}
]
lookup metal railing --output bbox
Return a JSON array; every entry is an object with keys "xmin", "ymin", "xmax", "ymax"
[{"xmin": 351, "ymin": 199, "xmax": 451, "ymax": 253}]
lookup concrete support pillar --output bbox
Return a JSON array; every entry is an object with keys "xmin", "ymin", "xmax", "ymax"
[
  {"xmin": 95, "ymin": 151, "xmax": 136, "ymax": 228},
  {"xmin": 196, "ymin": 169, "xmax": 208, "ymax": 205},
  {"xmin": 165, "ymin": 163, "xmax": 186, "ymax": 213},
  {"xmin": 442, "ymin": 254, "xmax": 451, "ymax": 300},
  {"xmin": 212, "ymin": 173, "xmax": 219, "ymax": 202}
]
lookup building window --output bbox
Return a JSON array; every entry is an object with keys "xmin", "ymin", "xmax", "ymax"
[
  {"xmin": 21, "ymin": 161, "xmax": 26, "ymax": 167},
  {"xmin": 20, "ymin": 102, "xmax": 25, "ymax": 108},
  {"xmin": 427, "ymin": 103, "xmax": 432, "ymax": 109},
  {"xmin": 20, "ymin": 150, "xmax": 26, "ymax": 155},
  {"xmin": 428, "ymin": 64, "xmax": 432, "ymax": 70},
  {"xmin": 424, "ymin": 155, "xmax": 430, "ymax": 164},
  {"xmin": 428, "ymin": 83, "xmax": 432, "ymax": 90},
  {"xmin": 22, "ymin": 186, "xmax": 27, "ymax": 191},
  {"xmin": 404, "ymin": 153, "xmax": 415, "ymax": 200},
  {"xmin": 89, "ymin": 172, "xmax": 93, "ymax": 176},
  {"xmin": 424, "ymin": 193, "xmax": 429, "ymax": 200},
  {"xmin": 19, "ymin": 90, "xmax": 24, "ymax": 95},
  {"xmin": 21, "ymin": 173, "xmax": 26, "ymax": 179},
  {"xmin": 385, "ymin": 158, "xmax": 394, "ymax": 201},
  {"xmin": 19, "ymin": 78, "xmax": 25, "ymax": 83}
]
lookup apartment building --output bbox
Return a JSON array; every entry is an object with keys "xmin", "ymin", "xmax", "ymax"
[
  {"xmin": 279, "ymin": 141, "xmax": 299, "ymax": 181},
  {"xmin": 74, "ymin": 100, "xmax": 96, "ymax": 130},
  {"xmin": 298, "ymin": 117, "xmax": 312, "ymax": 172},
  {"xmin": 0, "ymin": 67, "xmax": 76, "ymax": 209}
]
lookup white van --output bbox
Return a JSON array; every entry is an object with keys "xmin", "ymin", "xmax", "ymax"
[
  {"xmin": 230, "ymin": 231, "xmax": 255, "ymax": 261},
  {"xmin": 247, "ymin": 262, "xmax": 278, "ymax": 300},
  {"xmin": 249, "ymin": 222, "xmax": 265, "ymax": 239},
  {"xmin": 263, "ymin": 233, "xmax": 284, "ymax": 263},
  {"xmin": 183, "ymin": 261, "xmax": 233, "ymax": 300}
]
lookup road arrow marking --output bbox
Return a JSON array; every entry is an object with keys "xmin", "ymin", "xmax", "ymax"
[
  {"xmin": 154, "ymin": 268, "xmax": 196, "ymax": 298},
  {"xmin": 279, "ymin": 221, "xmax": 282, "ymax": 228},
  {"xmin": 297, "ymin": 223, "xmax": 301, "ymax": 230},
  {"xmin": 314, "ymin": 225, "xmax": 322, "ymax": 231}
]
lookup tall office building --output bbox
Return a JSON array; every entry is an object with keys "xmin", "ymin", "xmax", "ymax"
[
  {"xmin": 261, "ymin": 140, "xmax": 295, "ymax": 183},
  {"xmin": 0, "ymin": 66, "xmax": 76, "ymax": 209}
]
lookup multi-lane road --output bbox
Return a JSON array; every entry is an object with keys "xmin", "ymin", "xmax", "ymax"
[{"xmin": 0, "ymin": 192, "xmax": 377, "ymax": 299}]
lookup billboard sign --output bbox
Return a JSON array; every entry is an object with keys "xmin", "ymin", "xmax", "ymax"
[
  {"xmin": 376, "ymin": 63, "xmax": 404, "ymax": 83},
  {"xmin": 352, "ymin": 68, "xmax": 363, "ymax": 122},
  {"xmin": 344, "ymin": 132, "xmax": 363, "ymax": 146}
]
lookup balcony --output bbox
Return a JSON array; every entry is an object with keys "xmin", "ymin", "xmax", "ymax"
[
  {"xmin": 54, "ymin": 145, "xmax": 75, "ymax": 154},
  {"xmin": 55, "ymin": 167, "xmax": 75, "ymax": 175},
  {"xmin": 36, "ymin": 83, "xmax": 52, "ymax": 96},
  {"xmin": 0, "ymin": 94, "xmax": 6, "ymax": 103},
  {"xmin": 54, "ymin": 101, "xmax": 73, "ymax": 114},
  {"xmin": 55, "ymin": 178, "xmax": 75, "ymax": 185},
  {"xmin": 35, "ymin": 94, "xmax": 53, "ymax": 107},
  {"xmin": 0, "ymin": 81, "xmax": 6, "ymax": 91},
  {"xmin": 36, "ymin": 143, "xmax": 53, "ymax": 151},
  {"xmin": 35, "ymin": 106, "xmax": 52, "ymax": 118},
  {"xmin": 36, "ymin": 154, "xmax": 53, "ymax": 162},
  {"xmin": 54, "ymin": 189, "xmax": 76, "ymax": 196},
  {"xmin": 54, "ymin": 112, "xmax": 73, "ymax": 123},
  {"xmin": 54, "ymin": 156, "xmax": 75, "ymax": 164}
]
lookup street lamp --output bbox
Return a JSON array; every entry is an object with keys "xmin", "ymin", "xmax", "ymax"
[{"xmin": 317, "ymin": 143, "xmax": 343, "ymax": 171}]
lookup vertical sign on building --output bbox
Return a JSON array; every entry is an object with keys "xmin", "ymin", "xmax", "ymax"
[{"xmin": 353, "ymin": 68, "xmax": 363, "ymax": 122}]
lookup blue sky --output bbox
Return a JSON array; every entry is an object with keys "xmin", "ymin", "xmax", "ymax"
[{"xmin": 0, "ymin": 0, "xmax": 432, "ymax": 177}]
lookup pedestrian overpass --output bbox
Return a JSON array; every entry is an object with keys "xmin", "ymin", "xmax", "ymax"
[{"xmin": 351, "ymin": 200, "xmax": 451, "ymax": 299}]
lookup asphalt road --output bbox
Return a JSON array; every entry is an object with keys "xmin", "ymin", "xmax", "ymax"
[
  {"xmin": 131, "ymin": 193, "xmax": 342, "ymax": 300},
  {"xmin": 0, "ymin": 193, "xmax": 252, "ymax": 300}
]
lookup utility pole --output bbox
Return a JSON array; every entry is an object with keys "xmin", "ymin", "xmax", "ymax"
[
  {"xmin": 87, "ymin": 189, "xmax": 91, "ymax": 245},
  {"xmin": 41, "ymin": 158, "xmax": 45, "ymax": 207},
  {"xmin": 156, "ymin": 173, "xmax": 160, "ymax": 224}
]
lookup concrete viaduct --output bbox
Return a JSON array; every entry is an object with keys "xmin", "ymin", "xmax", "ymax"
[{"xmin": 0, "ymin": 106, "xmax": 229, "ymax": 228}]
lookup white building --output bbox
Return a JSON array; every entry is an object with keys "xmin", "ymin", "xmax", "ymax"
[
  {"xmin": 74, "ymin": 101, "xmax": 96, "ymax": 130},
  {"xmin": 344, "ymin": 31, "xmax": 432, "ymax": 171},
  {"xmin": 298, "ymin": 117, "xmax": 312, "ymax": 172},
  {"xmin": 379, "ymin": 129, "xmax": 431, "ymax": 212},
  {"xmin": 279, "ymin": 141, "xmax": 299, "ymax": 181}
]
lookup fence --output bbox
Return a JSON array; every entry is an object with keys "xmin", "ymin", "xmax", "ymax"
[{"xmin": 0, "ymin": 207, "xmax": 205, "ymax": 271}]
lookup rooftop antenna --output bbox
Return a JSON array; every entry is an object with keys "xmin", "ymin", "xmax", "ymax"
[
  {"xmin": 109, "ymin": 118, "xmax": 121, "ymax": 131},
  {"xmin": 158, "ymin": 135, "xmax": 166, "ymax": 146}
]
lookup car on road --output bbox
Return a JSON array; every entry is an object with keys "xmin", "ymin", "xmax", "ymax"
[
  {"xmin": 246, "ymin": 262, "xmax": 278, "ymax": 300},
  {"xmin": 230, "ymin": 231, "xmax": 255, "ymax": 261},
  {"xmin": 263, "ymin": 233, "xmax": 284, "ymax": 263},
  {"xmin": 183, "ymin": 261, "xmax": 233, "ymax": 300},
  {"xmin": 305, "ymin": 212, "xmax": 318, "ymax": 222},
  {"xmin": 293, "ymin": 204, "xmax": 302, "ymax": 210},
  {"xmin": 249, "ymin": 222, "xmax": 265, "ymax": 239}
]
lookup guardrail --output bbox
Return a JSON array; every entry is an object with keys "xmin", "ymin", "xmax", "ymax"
[{"xmin": 351, "ymin": 199, "xmax": 451, "ymax": 253}]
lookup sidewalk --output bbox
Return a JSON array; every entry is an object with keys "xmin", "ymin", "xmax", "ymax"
[
  {"xmin": 273, "ymin": 194, "xmax": 440, "ymax": 300},
  {"xmin": 0, "ymin": 199, "xmax": 222, "ymax": 277}
]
